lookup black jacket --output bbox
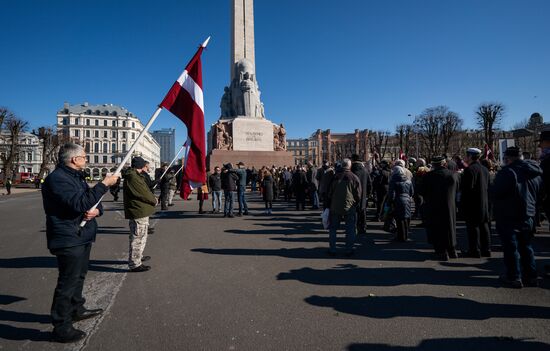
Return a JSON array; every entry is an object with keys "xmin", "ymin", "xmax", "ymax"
[
  {"xmin": 460, "ymin": 161, "xmax": 490, "ymax": 223},
  {"xmin": 351, "ymin": 161, "xmax": 370, "ymax": 210},
  {"xmin": 491, "ymin": 159, "xmax": 543, "ymax": 223},
  {"xmin": 221, "ymin": 169, "xmax": 239, "ymax": 192},
  {"xmin": 208, "ymin": 173, "xmax": 222, "ymax": 192},
  {"xmin": 42, "ymin": 164, "xmax": 107, "ymax": 250}
]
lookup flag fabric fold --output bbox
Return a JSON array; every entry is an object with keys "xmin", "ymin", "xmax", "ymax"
[{"xmin": 160, "ymin": 42, "xmax": 208, "ymax": 199}]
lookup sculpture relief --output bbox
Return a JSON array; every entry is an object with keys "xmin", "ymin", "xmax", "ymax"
[
  {"xmin": 214, "ymin": 121, "xmax": 233, "ymax": 150},
  {"xmin": 220, "ymin": 86, "xmax": 233, "ymax": 118},
  {"xmin": 273, "ymin": 123, "xmax": 287, "ymax": 151}
]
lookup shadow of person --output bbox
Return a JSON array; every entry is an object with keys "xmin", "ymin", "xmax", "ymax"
[
  {"xmin": 305, "ymin": 295, "xmax": 550, "ymax": 320},
  {"xmin": 0, "ymin": 323, "xmax": 51, "ymax": 341},
  {"xmin": 0, "ymin": 257, "xmax": 127, "ymax": 273},
  {"xmin": 348, "ymin": 336, "xmax": 550, "ymax": 351},
  {"xmin": 0, "ymin": 309, "xmax": 50, "ymax": 324},
  {"xmin": 0, "ymin": 295, "xmax": 26, "ymax": 305}
]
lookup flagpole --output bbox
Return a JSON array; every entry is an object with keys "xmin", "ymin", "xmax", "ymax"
[
  {"xmin": 174, "ymin": 164, "xmax": 184, "ymax": 177},
  {"xmin": 152, "ymin": 143, "xmax": 187, "ymax": 189},
  {"xmin": 80, "ymin": 106, "xmax": 163, "ymax": 227}
]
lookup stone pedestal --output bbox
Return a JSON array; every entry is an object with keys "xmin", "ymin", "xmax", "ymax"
[
  {"xmin": 208, "ymin": 149, "xmax": 294, "ymax": 170},
  {"xmin": 232, "ymin": 118, "xmax": 273, "ymax": 151}
]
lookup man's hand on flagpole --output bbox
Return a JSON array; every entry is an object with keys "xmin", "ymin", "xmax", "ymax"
[
  {"xmin": 101, "ymin": 173, "xmax": 120, "ymax": 187},
  {"xmin": 83, "ymin": 208, "xmax": 100, "ymax": 221}
]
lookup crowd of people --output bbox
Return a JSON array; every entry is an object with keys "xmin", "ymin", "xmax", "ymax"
[{"xmin": 40, "ymin": 134, "xmax": 550, "ymax": 342}]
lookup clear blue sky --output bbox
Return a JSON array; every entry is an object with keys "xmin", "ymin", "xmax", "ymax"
[{"xmin": 1, "ymin": 0, "xmax": 548, "ymax": 148}]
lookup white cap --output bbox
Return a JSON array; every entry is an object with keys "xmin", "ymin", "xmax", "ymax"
[{"xmin": 467, "ymin": 147, "xmax": 482, "ymax": 155}]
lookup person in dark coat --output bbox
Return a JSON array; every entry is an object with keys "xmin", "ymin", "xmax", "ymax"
[
  {"xmin": 292, "ymin": 166, "xmax": 308, "ymax": 210},
  {"xmin": 387, "ymin": 165, "xmax": 414, "ymax": 241},
  {"xmin": 491, "ymin": 146, "xmax": 543, "ymax": 288},
  {"xmin": 539, "ymin": 130, "xmax": 550, "ymax": 277},
  {"xmin": 351, "ymin": 154, "xmax": 369, "ymax": 235},
  {"xmin": 306, "ymin": 162, "xmax": 320, "ymax": 209},
  {"xmin": 373, "ymin": 160, "xmax": 391, "ymax": 221},
  {"xmin": 421, "ymin": 156, "xmax": 459, "ymax": 261},
  {"xmin": 461, "ymin": 148, "xmax": 491, "ymax": 257},
  {"xmin": 262, "ymin": 170, "xmax": 275, "ymax": 214},
  {"xmin": 42, "ymin": 143, "xmax": 119, "ymax": 343},
  {"xmin": 221, "ymin": 163, "xmax": 239, "ymax": 217}
]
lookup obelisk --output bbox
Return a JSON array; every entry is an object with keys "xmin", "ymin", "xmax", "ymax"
[{"xmin": 230, "ymin": 0, "xmax": 255, "ymax": 81}]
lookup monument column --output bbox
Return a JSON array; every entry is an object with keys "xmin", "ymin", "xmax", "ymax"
[{"xmin": 231, "ymin": 0, "xmax": 255, "ymax": 81}]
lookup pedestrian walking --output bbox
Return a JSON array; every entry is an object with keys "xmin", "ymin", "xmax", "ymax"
[
  {"xmin": 373, "ymin": 160, "xmax": 391, "ymax": 221},
  {"xmin": 387, "ymin": 163, "xmax": 414, "ymax": 242},
  {"xmin": 491, "ymin": 146, "xmax": 543, "ymax": 288},
  {"xmin": 461, "ymin": 148, "xmax": 491, "ymax": 257},
  {"xmin": 307, "ymin": 162, "xmax": 320, "ymax": 209},
  {"xmin": 123, "ymin": 156, "xmax": 157, "ymax": 273},
  {"xmin": 326, "ymin": 159, "xmax": 362, "ymax": 256},
  {"xmin": 421, "ymin": 156, "xmax": 459, "ymax": 261},
  {"xmin": 42, "ymin": 142, "xmax": 119, "ymax": 343},
  {"xmin": 221, "ymin": 163, "xmax": 239, "ymax": 218},
  {"xmin": 262, "ymin": 170, "xmax": 275, "ymax": 214},
  {"xmin": 209, "ymin": 166, "xmax": 223, "ymax": 213},
  {"xmin": 5, "ymin": 178, "xmax": 12, "ymax": 195},
  {"xmin": 351, "ymin": 154, "xmax": 370, "ymax": 235},
  {"xmin": 235, "ymin": 161, "xmax": 249, "ymax": 216},
  {"xmin": 293, "ymin": 166, "xmax": 308, "ymax": 211}
]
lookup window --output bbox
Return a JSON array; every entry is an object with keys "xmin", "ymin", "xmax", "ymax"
[
  {"xmin": 132, "ymin": 122, "xmax": 135, "ymax": 128},
  {"xmin": 74, "ymin": 130, "xmax": 80, "ymax": 137},
  {"xmin": 62, "ymin": 118, "xmax": 68, "ymax": 126},
  {"xmin": 122, "ymin": 132, "xmax": 127, "ymax": 138},
  {"xmin": 86, "ymin": 155, "xmax": 90, "ymax": 163},
  {"xmin": 104, "ymin": 120, "xmax": 107, "ymax": 126},
  {"xmin": 122, "ymin": 143, "xmax": 126, "ymax": 152},
  {"xmin": 85, "ymin": 143, "xmax": 90, "ymax": 152},
  {"xmin": 86, "ymin": 119, "xmax": 90, "ymax": 126},
  {"xmin": 103, "ymin": 156, "xmax": 108, "ymax": 163},
  {"xmin": 112, "ymin": 143, "xmax": 116, "ymax": 152},
  {"xmin": 86, "ymin": 130, "xmax": 90, "ymax": 137},
  {"xmin": 122, "ymin": 121, "xmax": 126, "ymax": 127},
  {"xmin": 131, "ymin": 132, "xmax": 135, "ymax": 139},
  {"xmin": 94, "ymin": 130, "xmax": 99, "ymax": 138},
  {"xmin": 103, "ymin": 143, "xmax": 108, "ymax": 152},
  {"xmin": 94, "ymin": 143, "xmax": 99, "ymax": 153},
  {"xmin": 112, "ymin": 120, "xmax": 116, "ymax": 127},
  {"xmin": 103, "ymin": 131, "xmax": 108, "ymax": 138},
  {"xmin": 94, "ymin": 155, "xmax": 99, "ymax": 163},
  {"xmin": 95, "ymin": 119, "xmax": 99, "ymax": 126},
  {"xmin": 27, "ymin": 153, "xmax": 32, "ymax": 161},
  {"xmin": 112, "ymin": 131, "xmax": 117, "ymax": 138},
  {"xmin": 75, "ymin": 118, "xmax": 79, "ymax": 125}
]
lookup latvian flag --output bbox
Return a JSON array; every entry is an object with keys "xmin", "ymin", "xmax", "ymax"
[
  {"xmin": 160, "ymin": 37, "xmax": 210, "ymax": 199},
  {"xmin": 484, "ymin": 143, "xmax": 494, "ymax": 160}
]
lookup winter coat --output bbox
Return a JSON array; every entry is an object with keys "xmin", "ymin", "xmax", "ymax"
[
  {"xmin": 540, "ymin": 152, "xmax": 550, "ymax": 211},
  {"xmin": 208, "ymin": 173, "xmax": 222, "ymax": 192},
  {"xmin": 221, "ymin": 169, "xmax": 239, "ymax": 192},
  {"xmin": 306, "ymin": 166, "xmax": 319, "ymax": 191},
  {"xmin": 42, "ymin": 164, "xmax": 107, "ymax": 250},
  {"xmin": 351, "ymin": 161, "xmax": 370, "ymax": 210},
  {"xmin": 491, "ymin": 159, "xmax": 543, "ymax": 223},
  {"xmin": 460, "ymin": 161, "xmax": 490, "ymax": 224},
  {"xmin": 327, "ymin": 170, "xmax": 362, "ymax": 215},
  {"xmin": 373, "ymin": 166, "xmax": 391, "ymax": 196},
  {"xmin": 123, "ymin": 169, "xmax": 157, "ymax": 219},
  {"xmin": 318, "ymin": 167, "xmax": 334, "ymax": 197},
  {"xmin": 421, "ymin": 166, "xmax": 459, "ymax": 249},
  {"xmin": 292, "ymin": 171, "xmax": 308, "ymax": 195},
  {"xmin": 388, "ymin": 172, "xmax": 414, "ymax": 219},
  {"xmin": 262, "ymin": 175, "xmax": 275, "ymax": 202}
]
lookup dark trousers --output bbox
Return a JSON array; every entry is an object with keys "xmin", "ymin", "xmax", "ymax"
[
  {"xmin": 160, "ymin": 189, "xmax": 169, "ymax": 210},
  {"xmin": 296, "ymin": 191, "xmax": 306, "ymax": 210},
  {"xmin": 356, "ymin": 207, "xmax": 367, "ymax": 234},
  {"xmin": 497, "ymin": 219, "xmax": 537, "ymax": 281},
  {"xmin": 237, "ymin": 187, "xmax": 248, "ymax": 214},
  {"xmin": 396, "ymin": 218, "xmax": 410, "ymax": 241},
  {"xmin": 50, "ymin": 243, "xmax": 91, "ymax": 333},
  {"xmin": 224, "ymin": 190, "xmax": 234, "ymax": 215},
  {"xmin": 466, "ymin": 221, "xmax": 491, "ymax": 254},
  {"xmin": 376, "ymin": 191, "xmax": 387, "ymax": 220}
]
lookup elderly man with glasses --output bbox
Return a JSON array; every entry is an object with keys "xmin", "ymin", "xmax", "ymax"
[{"xmin": 42, "ymin": 143, "xmax": 119, "ymax": 343}]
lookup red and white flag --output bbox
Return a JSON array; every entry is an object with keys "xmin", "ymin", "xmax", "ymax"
[{"xmin": 160, "ymin": 38, "xmax": 209, "ymax": 199}]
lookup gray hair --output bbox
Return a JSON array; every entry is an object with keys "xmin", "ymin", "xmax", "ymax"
[
  {"xmin": 342, "ymin": 158, "xmax": 352, "ymax": 169},
  {"xmin": 59, "ymin": 143, "xmax": 84, "ymax": 165}
]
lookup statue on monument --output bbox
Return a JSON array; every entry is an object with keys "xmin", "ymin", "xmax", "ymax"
[
  {"xmin": 273, "ymin": 123, "xmax": 287, "ymax": 151},
  {"xmin": 214, "ymin": 121, "xmax": 233, "ymax": 150},
  {"xmin": 224, "ymin": 58, "xmax": 265, "ymax": 119},
  {"xmin": 220, "ymin": 86, "xmax": 233, "ymax": 118}
]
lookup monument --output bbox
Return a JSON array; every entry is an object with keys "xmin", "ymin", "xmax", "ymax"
[{"xmin": 207, "ymin": 0, "xmax": 294, "ymax": 169}]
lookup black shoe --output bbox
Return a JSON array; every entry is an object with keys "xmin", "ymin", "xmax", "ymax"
[
  {"xmin": 130, "ymin": 265, "xmax": 151, "ymax": 272},
  {"xmin": 499, "ymin": 275, "xmax": 523, "ymax": 289},
  {"xmin": 243, "ymin": 211, "xmax": 249, "ymax": 215},
  {"xmin": 211, "ymin": 210, "xmax": 216, "ymax": 214},
  {"xmin": 464, "ymin": 251, "xmax": 481, "ymax": 258},
  {"xmin": 199, "ymin": 211, "xmax": 205, "ymax": 214},
  {"xmin": 223, "ymin": 214, "xmax": 227, "ymax": 218},
  {"xmin": 236, "ymin": 213, "xmax": 242, "ymax": 217},
  {"xmin": 228, "ymin": 214, "xmax": 235, "ymax": 218},
  {"xmin": 168, "ymin": 204, "xmax": 174, "ymax": 207},
  {"xmin": 148, "ymin": 229, "xmax": 155, "ymax": 235},
  {"xmin": 72, "ymin": 308, "xmax": 103, "ymax": 322},
  {"xmin": 522, "ymin": 277, "xmax": 541, "ymax": 287},
  {"xmin": 448, "ymin": 250, "xmax": 458, "ymax": 259},
  {"xmin": 481, "ymin": 251, "xmax": 492, "ymax": 258},
  {"xmin": 141, "ymin": 256, "xmax": 151, "ymax": 262},
  {"xmin": 326, "ymin": 250, "xmax": 337, "ymax": 257},
  {"xmin": 345, "ymin": 249, "xmax": 356, "ymax": 257},
  {"xmin": 434, "ymin": 252, "xmax": 449, "ymax": 261},
  {"xmin": 52, "ymin": 328, "xmax": 86, "ymax": 343}
]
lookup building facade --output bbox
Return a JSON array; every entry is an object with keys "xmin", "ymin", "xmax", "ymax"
[
  {"xmin": 57, "ymin": 102, "xmax": 161, "ymax": 178},
  {"xmin": 0, "ymin": 131, "xmax": 45, "ymax": 178},
  {"xmin": 152, "ymin": 128, "xmax": 176, "ymax": 163}
]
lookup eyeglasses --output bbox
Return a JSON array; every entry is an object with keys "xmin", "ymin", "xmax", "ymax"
[{"xmin": 74, "ymin": 155, "xmax": 87, "ymax": 160}]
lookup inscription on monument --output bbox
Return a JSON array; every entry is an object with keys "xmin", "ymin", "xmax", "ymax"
[{"xmin": 232, "ymin": 118, "xmax": 273, "ymax": 151}]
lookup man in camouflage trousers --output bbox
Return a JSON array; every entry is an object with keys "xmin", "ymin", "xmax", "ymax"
[{"xmin": 123, "ymin": 156, "xmax": 157, "ymax": 272}]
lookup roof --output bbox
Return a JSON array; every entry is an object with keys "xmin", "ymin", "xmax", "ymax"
[{"xmin": 58, "ymin": 102, "xmax": 135, "ymax": 117}]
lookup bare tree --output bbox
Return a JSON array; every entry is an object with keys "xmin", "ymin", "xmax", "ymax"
[
  {"xmin": 0, "ymin": 107, "xmax": 15, "ymax": 130},
  {"xmin": 475, "ymin": 103, "xmax": 505, "ymax": 151},
  {"xmin": 35, "ymin": 126, "xmax": 70, "ymax": 178},
  {"xmin": 441, "ymin": 111, "xmax": 463, "ymax": 155},
  {"xmin": 396, "ymin": 124, "xmax": 413, "ymax": 156},
  {"xmin": 368, "ymin": 130, "xmax": 391, "ymax": 163},
  {"xmin": 0, "ymin": 113, "xmax": 29, "ymax": 181}
]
